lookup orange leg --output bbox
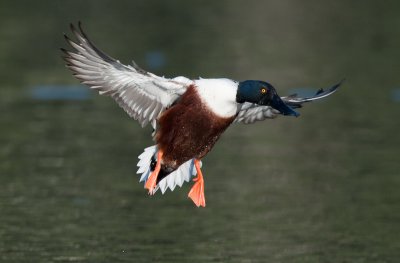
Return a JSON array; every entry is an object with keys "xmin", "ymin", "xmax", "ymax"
[
  {"xmin": 188, "ymin": 159, "xmax": 206, "ymax": 207},
  {"xmin": 144, "ymin": 150, "xmax": 163, "ymax": 195}
]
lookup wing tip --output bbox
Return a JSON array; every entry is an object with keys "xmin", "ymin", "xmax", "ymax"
[
  {"xmin": 312, "ymin": 78, "xmax": 344, "ymax": 98},
  {"xmin": 69, "ymin": 23, "xmax": 76, "ymax": 34},
  {"xmin": 325, "ymin": 78, "xmax": 345, "ymax": 95},
  {"xmin": 69, "ymin": 21, "xmax": 83, "ymax": 31},
  {"xmin": 78, "ymin": 21, "xmax": 85, "ymax": 35},
  {"xmin": 333, "ymin": 78, "xmax": 345, "ymax": 89}
]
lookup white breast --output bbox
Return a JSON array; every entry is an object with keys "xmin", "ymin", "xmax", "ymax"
[{"xmin": 194, "ymin": 78, "xmax": 240, "ymax": 118}]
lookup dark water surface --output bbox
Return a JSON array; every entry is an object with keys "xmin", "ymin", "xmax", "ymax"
[{"xmin": 1, "ymin": 1, "xmax": 399, "ymax": 262}]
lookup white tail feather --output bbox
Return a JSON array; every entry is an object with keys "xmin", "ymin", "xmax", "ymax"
[{"xmin": 136, "ymin": 145, "xmax": 201, "ymax": 194}]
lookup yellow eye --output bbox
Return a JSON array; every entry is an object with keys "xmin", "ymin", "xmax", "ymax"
[{"xmin": 261, "ymin": 88, "xmax": 267, "ymax": 94}]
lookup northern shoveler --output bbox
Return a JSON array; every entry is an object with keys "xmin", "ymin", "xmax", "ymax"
[{"xmin": 61, "ymin": 23, "xmax": 341, "ymax": 207}]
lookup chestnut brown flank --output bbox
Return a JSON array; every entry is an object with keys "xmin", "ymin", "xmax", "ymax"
[{"xmin": 156, "ymin": 85, "xmax": 236, "ymax": 176}]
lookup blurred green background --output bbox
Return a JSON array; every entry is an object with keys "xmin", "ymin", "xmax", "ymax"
[{"xmin": 1, "ymin": 0, "xmax": 399, "ymax": 262}]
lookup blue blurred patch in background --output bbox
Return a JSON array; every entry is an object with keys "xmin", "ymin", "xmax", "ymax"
[
  {"xmin": 145, "ymin": 51, "xmax": 166, "ymax": 70},
  {"xmin": 391, "ymin": 88, "xmax": 400, "ymax": 102},
  {"xmin": 30, "ymin": 85, "xmax": 91, "ymax": 101}
]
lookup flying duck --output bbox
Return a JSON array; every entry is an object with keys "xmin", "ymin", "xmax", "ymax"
[{"xmin": 61, "ymin": 23, "xmax": 341, "ymax": 207}]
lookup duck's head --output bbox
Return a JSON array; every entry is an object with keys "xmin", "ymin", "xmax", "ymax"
[{"xmin": 236, "ymin": 80, "xmax": 300, "ymax": 117}]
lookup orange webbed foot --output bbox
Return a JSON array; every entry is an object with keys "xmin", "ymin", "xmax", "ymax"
[
  {"xmin": 144, "ymin": 150, "xmax": 163, "ymax": 195},
  {"xmin": 188, "ymin": 159, "xmax": 206, "ymax": 207}
]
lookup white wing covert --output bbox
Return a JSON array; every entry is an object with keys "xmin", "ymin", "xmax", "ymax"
[{"xmin": 61, "ymin": 22, "xmax": 192, "ymax": 128}]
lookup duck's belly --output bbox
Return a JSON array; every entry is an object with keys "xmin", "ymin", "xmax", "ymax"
[{"xmin": 155, "ymin": 86, "xmax": 236, "ymax": 172}]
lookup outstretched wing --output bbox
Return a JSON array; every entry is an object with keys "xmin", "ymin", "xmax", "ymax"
[
  {"xmin": 234, "ymin": 81, "xmax": 342, "ymax": 124},
  {"xmin": 61, "ymin": 22, "xmax": 193, "ymax": 128},
  {"xmin": 281, "ymin": 80, "xmax": 342, "ymax": 109},
  {"xmin": 234, "ymin": 103, "xmax": 281, "ymax": 124}
]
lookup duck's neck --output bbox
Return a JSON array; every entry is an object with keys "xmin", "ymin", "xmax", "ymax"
[{"xmin": 194, "ymin": 78, "xmax": 240, "ymax": 118}]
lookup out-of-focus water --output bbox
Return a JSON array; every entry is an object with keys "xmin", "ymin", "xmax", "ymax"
[{"xmin": 0, "ymin": 1, "xmax": 399, "ymax": 262}]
